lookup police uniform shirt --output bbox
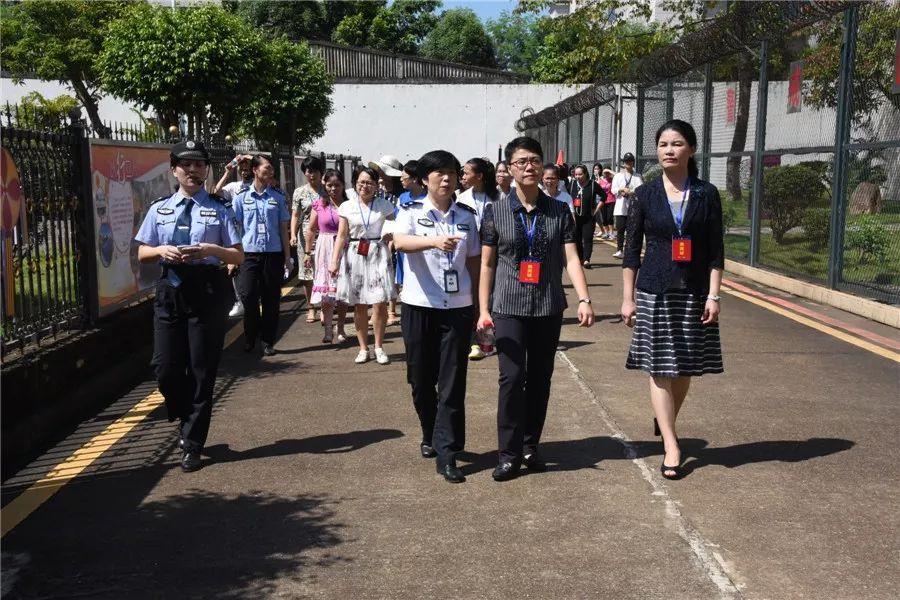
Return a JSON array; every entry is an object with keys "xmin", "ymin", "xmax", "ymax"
[
  {"xmin": 135, "ymin": 188, "xmax": 241, "ymax": 265},
  {"xmin": 220, "ymin": 181, "xmax": 249, "ymax": 202},
  {"xmin": 393, "ymin": 198, "xmax": 481, "ymax": 310},
  {"xmin": 233, "ymin": 185, "xmax": 291, "ymax": 253},
  {"xmin": 456, "ymin": 187, "xmax": 493, "ymax": 231}
]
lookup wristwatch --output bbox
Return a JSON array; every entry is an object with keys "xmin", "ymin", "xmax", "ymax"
[
  {"xmin": 579, "ymin": 298, "xmax": 592, "ymax": 305},
  {"xmin": 707, "ymin": 295, "xmax": 721, "ymax": 302}
]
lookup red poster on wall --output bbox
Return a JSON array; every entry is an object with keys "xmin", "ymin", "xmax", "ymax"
[
  {"xmin": 787, "ymin": 60, "xmax": 803, "ymax": 114},
  {"xmin": 893, "ymin": 30, "xmax": 900, "ymax": 95},
  {"xmin": 725, "ymin": 84, "xmax": 736, "ymax": 125}
]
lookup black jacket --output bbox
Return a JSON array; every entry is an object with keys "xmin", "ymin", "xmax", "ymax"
[
  {"xmin": 567, "ymin": 179, "xmax": 599, "ymax": 219},
  {"xmin": 623, "ymin": 177, "xmax": 724, "ymax": 295}
]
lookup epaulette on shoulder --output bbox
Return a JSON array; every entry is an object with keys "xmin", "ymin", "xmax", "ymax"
[
  {"xmin": 151, "ymin": 195, "xmax": 169, "ymax": 205},
  {"xmin": 209, "ymin": 193, "xmax": 226, "ymax": 204},
  {"xmin": 399, "ymin": 199, "xmax": 423, "ymax": 209},
  {"xmin": 271, "ymin": 186, "xmax": 285, "ymax": 195},
  {"xmin": 456, "ymin": 202, "xmax": 476, "ymax": 215}
]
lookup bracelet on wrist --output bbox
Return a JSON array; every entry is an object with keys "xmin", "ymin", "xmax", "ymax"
[{"xmin": 707, "ymin": 294, "xmax": 721, "ymax": 302}]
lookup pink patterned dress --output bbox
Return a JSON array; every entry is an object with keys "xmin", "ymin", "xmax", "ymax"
[{"xmin": 310, "ymin": 198, "xmax": 344, "ymax": 306}]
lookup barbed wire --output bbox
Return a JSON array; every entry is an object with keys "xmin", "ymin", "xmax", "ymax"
[{"xmin": 518, "ymin": 0, "xmax": 861, "ymax": 130}]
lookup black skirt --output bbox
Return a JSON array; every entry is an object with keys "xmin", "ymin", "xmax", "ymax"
[{"xmin": 626, "ymin": 290, "xmax": 724, "ymax": 378}]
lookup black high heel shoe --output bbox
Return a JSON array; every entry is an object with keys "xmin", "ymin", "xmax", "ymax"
[
  {"xmin": 660, "ymin": 456, "xmax": 684, "ymax": 480},
  {"xmin": 653, "ymin": 418, "xmax": 661, "ymax": 437}
]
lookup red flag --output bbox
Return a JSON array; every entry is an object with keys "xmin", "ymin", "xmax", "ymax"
[{"xmin": 555, "ymin": 150, "xmax": 564, "ymax": 166}]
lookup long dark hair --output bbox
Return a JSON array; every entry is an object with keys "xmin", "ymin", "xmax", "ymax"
[
  {"xmin": 655, "ymin": 119, "xmax": 699, "ymax": 180},
  {"xmin": 466, "ymin": 157, "xmax": 498, "ymax": 200}
]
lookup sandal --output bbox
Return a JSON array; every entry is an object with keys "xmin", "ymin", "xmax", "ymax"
[
  {"xmin": 305, "ymin": 310, "xmax": 316, "ymax": 324},
  {"xmin": 660, "ymin": 458, "xmax": 684, "ymax": 480}
]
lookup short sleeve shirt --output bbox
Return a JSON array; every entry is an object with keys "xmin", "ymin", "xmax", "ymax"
[
  {"xmin": 312, "ymin": 198, "xmax": 341, "ymax": 235},
  {"xmin": 612, "ymin": 171, "xmax": 643, "ymax": 216},
  {"xmin": 480, "ymin": 190, "xmax": 577, "ymax": 317},
  {"xmin": 232, "ymin": 186, "xmax": 291, "ymax": 252},
  {"xmin": 134, "ymin": 188, "xmax": 241, "ymax": 266},
  {"xmin": 456, "ymin": 188, "xmax": 494, "ymax": 230},
  {"xmin": 338, "ymin": 197, "xmax": 395, "ymax": 239},
  {"xmin": 393, "ymin": 198, "xmax": 481, "ymax": 309},
  {"xmin": 220, "ymin": 180, "xmax": 248, "ymax": 202}
]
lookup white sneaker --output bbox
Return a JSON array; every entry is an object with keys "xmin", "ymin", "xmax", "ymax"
[
  {"xmin": 228, "ymin": 302, "xmax": 244, "ymax": 317},
  {"xmin": 468, "ymin": 344, "xmax": 485, "ymax": 360},
  {"xmin": 374, "ymin": 347, "xmax": 390, "ymax": 365},
  {"xmin": 613, "ymin": 250, "xmax": 623, "ymax": 258},
  {"xmin": 354, "ymin": 349, "xmax": 370, "ymax": 364}
]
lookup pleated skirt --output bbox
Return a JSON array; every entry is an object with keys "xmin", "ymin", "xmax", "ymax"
[{"xmin": 626, "ymin": 290, "xmax": 724, "ymax": 378}]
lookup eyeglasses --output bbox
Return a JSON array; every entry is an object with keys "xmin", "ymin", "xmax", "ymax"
[
  {"xmin": 510, "ymin": 157, "xmax": 543, "ymax": 168},
  {"xmin": 357, "ymin": 181, "xmax": 376, "ymax": 187}
]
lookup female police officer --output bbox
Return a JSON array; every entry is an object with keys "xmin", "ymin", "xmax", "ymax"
[{"xmin": 135, "ymin": 140, "xmax": 244, "ymax": 472}]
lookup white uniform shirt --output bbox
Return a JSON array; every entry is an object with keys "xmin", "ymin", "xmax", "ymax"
[
  {"xmin": 612, "ymin": 170, "xmax": 643, "ymax": 217},
  {"xmin": 392, "ymin": 197, "xmax": 481, "ymax": 309},
  {"xmin": 220, "ymin": 180, "xmax": 249, "ymax": 202},
  {"xmin": 455, "ymin": 187, "xmax": 493, "ymax": 231}
]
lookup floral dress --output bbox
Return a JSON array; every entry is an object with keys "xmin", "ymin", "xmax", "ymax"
[
  {"xmin": 336, "ymin": 197, "xmax": 397, "ymax": 305},
  {"xmin": 292, "ymin": 183, "xmax": 323, "ymax": 282}
]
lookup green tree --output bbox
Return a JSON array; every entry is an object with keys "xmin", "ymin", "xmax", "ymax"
[
  {"xmin": 332, "ymin": 0, "xmax": 439, "ymax": 55},
  {"xmin": 332, "ymin": 12, "xmax": 371, "ymax": 47},
  {"xmin": 98, "ymin": 3, "xmax": 265, "ymax": 138},
  {"xmin": 236, "ymin": 38, "xmax": 334, "ymax": 150},
  {"xmin": 485, "ymin": 10, "xmax": 542, "ymax": 75},
  {"xmin": 227, "ymin": 0, "xmax": 326, "ymax": 40},
  {"xmin": 421, "ymin": 8, "xmax": 497, "ymax": 68},
  {"xmin": 10, "ymin": 92, "xmax": 79, "ymax": 130},
  {"xmin": 0, "ymin": 0, "xmax": 129, "ymax": 135},
  {"xmin": 804, "ymin": 1, "xmax": 900, "ymax": 126}
]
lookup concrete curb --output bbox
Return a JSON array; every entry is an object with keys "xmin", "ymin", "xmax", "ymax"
[{"xmin": 724, "ymin": 259, "xmax": 900, "ymax": 329}]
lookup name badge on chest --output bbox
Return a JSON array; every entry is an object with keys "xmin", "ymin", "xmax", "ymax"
[
  {"xmin": 573, "ymin": 197, "xmax": 582, "ymax": 208},
  {"xmin": 518, "ymin": 259, "xmax": 541, "ymax": 285},
  {"xmin": 672, "ymin": 235, "xmax": 692, "ymax": 262},
  {"xmin": 443, "ymin": 269, "xmax": 459, "ymax": 293}
]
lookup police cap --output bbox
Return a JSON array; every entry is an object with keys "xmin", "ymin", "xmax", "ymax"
[{"xmin": 171, "ymin": 140, "xmax": 210, "ymax": 163}]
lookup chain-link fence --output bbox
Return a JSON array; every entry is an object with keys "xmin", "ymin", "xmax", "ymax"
[{"xmin": 518, "ymin": 2, "xmax": 898, "ymax": 306}]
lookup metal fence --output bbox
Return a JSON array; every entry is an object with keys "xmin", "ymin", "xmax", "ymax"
[
  {"xmin": 521, "ymin": 3, "xmax": 899, "ymax": 306},
  {"xmin": 1, "ymin": 106, "xmax": 360, "ymax": 359}
]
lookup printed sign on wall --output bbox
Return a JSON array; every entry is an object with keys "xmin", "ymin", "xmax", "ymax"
[
  {"xmin": 893, "ymin": 30, "xmax": 900, "ymax": 95},
  {"xmin": 726, "ymin": 83, "xmax": 737, "ymax": 125},
  {"xmin": 787, "ymin": 60, "xmax": 803, "ymax": 114},
  {"xmin": 90, "ymin": 141, "xmax": 175, "ymax": 317}
]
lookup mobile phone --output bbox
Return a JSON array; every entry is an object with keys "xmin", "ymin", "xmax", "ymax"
[{"xmin": 177, "ymin": 244, "xmax": 201, "ymax": 252}]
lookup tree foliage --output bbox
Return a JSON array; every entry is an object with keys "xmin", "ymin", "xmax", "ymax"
[
  {"xmin": 332, "ymin": 0, "xmax": 438, "ymax": 55},
  {"xmin": 803, "ymin": 0, "xmax": 900, "ymax": 127},
  {"xmin": 236, "ymin": 38, "xmax": 334, "ymax": 149},
  {"xmin": 421, "ymin": 8, "xmax": 497, "ymax": 68},
  {"xmin": 9, "ymin": 92, "xmax": 79, "ymax": 130},
  {"xmin": 226, "ymin": 0, "xmax": 328, "ymax": 41},
  {"xmin": 762, "ymin": 164, "xmax": 828, "ymax": 244},
  {"xmin": 485, "ymin": 10, "xmax": 542, "ymax": 75},
  {"xmin": 0, "ymin": 0, "xmax": 129, "ymax": 134},
  {"xmin": 98, "ymin": 3, "xmax": 266, "ymax": 135}
]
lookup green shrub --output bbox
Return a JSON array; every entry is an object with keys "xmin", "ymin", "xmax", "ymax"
[
  {"xmin": 762, "ymin": 164, "xmax": 828, "ymax": 243},
  {"xmin": 801, "ymin": 207, "xmax": 831, "ymax": 252},
  {"xmin": 722, "ymin": 200, "xmax": 737, "ymax": 231},
  {"xmin": 845, "ymin": 216, "xmax": 889, "ymax": 263}
]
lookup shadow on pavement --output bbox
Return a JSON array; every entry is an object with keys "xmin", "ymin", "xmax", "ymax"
[
  {"xmin": 204, "ymin": 429, "xmax": 405, "ymax": 463},
  {"xmin": 3, "ymin": 477, "xmax": 347, "ymax": 599}
]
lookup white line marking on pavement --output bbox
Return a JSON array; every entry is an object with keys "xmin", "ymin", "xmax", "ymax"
[{"xmin": 557, "ymin": 350, "xmax": 744, "ymax": 600}]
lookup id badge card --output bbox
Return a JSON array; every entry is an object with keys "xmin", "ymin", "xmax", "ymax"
[
  {"xmin": 672, "ymin": 235, "xmax": 692, "ymax": 262},
  {"xmin": 573, "ymin": 197, "xmax": 582, "ymax": 208},
  {"xmin": 356, "ymin": 238, "xmax": 370, "ymax": 256},
  {"xmin": 256, "ymin": 222, "xmax": 267, "ymax": 236},
  {"xmin": 518, "ymin": 259, "xmax": 541, "ymax": 285},
  {"xmin": 443, "ymin": 269, "xmax": 459, "ymax": 293}
]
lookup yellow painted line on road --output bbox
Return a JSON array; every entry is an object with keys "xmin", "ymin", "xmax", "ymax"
[
  {"xmin": 1, "ymin": 283, "xmax": 298, "ymax": 538},
  {"xmin": 723, "ymin": 286, "xmax": 900, "ymax": 363}
]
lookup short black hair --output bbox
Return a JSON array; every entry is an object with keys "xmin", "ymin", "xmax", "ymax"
[
  {"xmin": 542, "ymin": 163, "xmax": 560, "ymax": 176},
  {"xmin": 416, "ymin": 150, "xmax": 461, "ymax": 181},
  {"xmin": 402, "ymin": 160, "xmax": 419, "ymax": 178},
  {"xmin": 301, "ymin": 155, "xmax": 325, "ymax": 174},
  {"xmin": 466, "ymin": 157, "xmax": 499, "ymax": 200},
  {"xmin": 504, "ymin": 136, "xmax": 543, "ymax": 163},
  {"xmin": 251, "ymin": 154, "xmax": 272, "ymax": 169},
  {"xmin": 352, "ymin": 165, "xmax": 379, "ymax": 186}
]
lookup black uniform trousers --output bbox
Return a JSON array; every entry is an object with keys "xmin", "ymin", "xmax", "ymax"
[
  {"xmin": 494, "ymin": 312, "xmax": 563, "ymax": 464},
  {"xmin": 238, "ymin": 252, "xmax": 283, "ymax": 345},
  {"xmin": 615, "ymin": 215, "xmax": 628, "ymax": 251},
  {"xmin": 152, "ymin": 266, "xmax": 229, "ymax": 453},
  {"xmin": 401, "ymin": 303, "xmax": 472, "ymax": 466},
  {"xmin": 574, "ymin": 216, "xmax": 595, "ymax": 262}
]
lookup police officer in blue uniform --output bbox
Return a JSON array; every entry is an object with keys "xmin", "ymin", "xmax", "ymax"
[
  {"xmin": 389, "ymin": 150, "xmax": 481, "ymax": 483},
  {"xmin": 135, "ymin": 140, "xmax": 244, "ymax": 472},
  {"xmin": 232, "ymin": 155, "xmax": 292, "ymax": 355}
]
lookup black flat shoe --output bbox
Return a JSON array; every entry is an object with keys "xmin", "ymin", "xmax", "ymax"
[
  {"xmin": 181, "ymin": 451, "xmax": 202, "ymax": 473},
  {"xmin": 653, "ymin": 418, "xmax": 661, "ymax": 437},
  {"xmin": 523, "ymin": 453, "xmax": 547, "ymax": 472},
  {"xmin": 261, "ymin": 343, "xmax": 276, "ymax": 356},
  {"xmin": 491, "ymin": 462, "xmax": 520, "ymax": 482},
  {"xmin": 660, "ymin": 459, "xmax": 683, "ymax": 480},
  {"xmin": 420, "ymin": 442, "xmax": 437, "ymax": 459},
  {"xmin": 437, "ymin": 462, "xmax": 465, "ymax": 483}
]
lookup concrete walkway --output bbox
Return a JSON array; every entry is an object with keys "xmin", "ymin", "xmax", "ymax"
[{"xmin": 2, "ymin": 242, "xmax": 898, "ymax": 599}]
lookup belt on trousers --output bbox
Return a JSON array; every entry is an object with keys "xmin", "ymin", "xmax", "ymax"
[{"xmin": 349, "ymin": 237, "xmax": 382, "ymax": 241}]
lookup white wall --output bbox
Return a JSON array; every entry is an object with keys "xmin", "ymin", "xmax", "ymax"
[
  {"xmin": 1, "ymin": 78, "xmax": 146, "ymax": 125},
  {"xmin": 313, "ymin": 83, "xmax": 589, "ymax": 164}
]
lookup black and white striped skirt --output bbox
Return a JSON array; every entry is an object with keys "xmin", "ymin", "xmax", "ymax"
[{"xmin": 626, "ymin": 290, "xmax": 724, "ymax": 378}]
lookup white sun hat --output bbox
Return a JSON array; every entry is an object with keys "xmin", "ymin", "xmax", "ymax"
[{"xmin": 368, "ymin": 155, "xmax": 404, "ymax": 177}]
